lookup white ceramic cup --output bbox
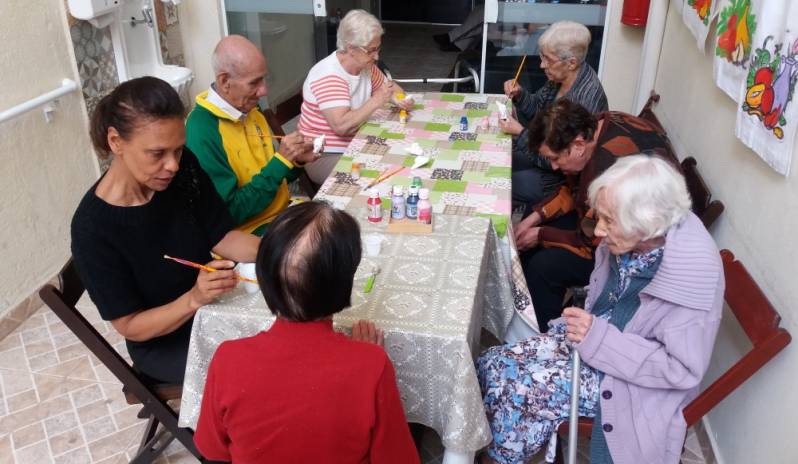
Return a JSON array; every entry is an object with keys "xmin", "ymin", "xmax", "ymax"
[
  {"xmin": 364, "ymin": 234, "xmax": 384, "ymax": 257},
  {"xmin": 235, "ymin": 262, "xmax": 260, "ymax": 294}
]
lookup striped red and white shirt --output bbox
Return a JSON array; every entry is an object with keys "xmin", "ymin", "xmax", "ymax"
[{"xmin": 298, "ymin": 52, "xmax": 386, "ymax": 153}]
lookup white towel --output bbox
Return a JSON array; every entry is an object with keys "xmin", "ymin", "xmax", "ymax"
[
  {"xmin": 735, "ymin": 0, "xmax": 798, "ymax": 175},
  {"xmin": 683, "ymin": 0, "xmax": 721, "ymax": 50},
  {"xmin": 713, "ymin": 0, "xmax": 761, "ymax": 101}
]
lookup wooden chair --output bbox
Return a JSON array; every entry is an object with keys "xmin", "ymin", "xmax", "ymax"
[
  {"xmin": 554, "ymin": 249, "xmax": 792, "ymax": 462},
  {"xmin": 39, "ymin": 260, "xmax": 209, "ymax": 464},
  {"xmin": 638, "ymin": 92, "xmax": 725, "ymax": 229}
]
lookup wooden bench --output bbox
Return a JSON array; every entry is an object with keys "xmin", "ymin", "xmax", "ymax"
[
  {"xmin": 638, "ymin": 92, "xmax": 725, "ymax": 229},
  {"xmin": 555, "ymin": 249, "xmax": 792, "ymax": 462}
]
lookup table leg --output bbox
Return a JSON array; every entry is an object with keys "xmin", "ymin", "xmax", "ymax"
[{"xmin": 442, "ymin": 448, "xmax": 476, "ymax": 464}]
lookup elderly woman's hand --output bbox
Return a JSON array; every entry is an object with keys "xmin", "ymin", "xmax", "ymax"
[
  {"xmin": 563, "ymin": 307, "xmax": 593, "ymax": 343},
  {"xmin": 515, "ymin": 225, "xmax": 541, "ymax": 251},
  {"xmin": 499, "ymin": 114, "xmax": 524, "ymax": 136},
  {"xmin": 372, "ymin": 82, "xmax": 394, "ymax": 106},
  {"xmin": 351, "ymin": 320, "xmax": 384, "ymax": 347},
  {"xmin": 503, "ymin": 79, "xmax": 523, "ymax": 101}
]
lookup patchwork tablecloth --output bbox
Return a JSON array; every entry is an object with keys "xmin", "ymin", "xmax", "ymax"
[
  {"xmin": 316, "ymin": 92, "xmax": 536, "ymax": 329},
  {"xmin": 178, "ymin": 215, "xmax": 515, "ymax": 452}
]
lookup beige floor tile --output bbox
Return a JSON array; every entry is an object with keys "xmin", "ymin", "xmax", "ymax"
[
  {"xmin": 99, "ymin": 384, "xmax": 128, "ymax": 413},
  {"xmin": 15, "ymin": 440, "xmax": 54, "ymax": 464},
  {"xmin": 34, "ymin": 374, "xmax": 95, "ymax": 404},
  {"xmin": 112, "ymin": 405, "xmax": 142, "ymax": 431},
  {"xmin": 165, "ymin": 448, "xmax": 200, "ymax": 463},
  {"xmin": 0, "ymin": 394, "xmax": 71, "ymax": 435},
  {"xmin": 76, "ymin": 399, "xmax": 111, "ymax": 425},
  {"xmin": 7, "ymin": 390, "xmax": 38, "ymax": 413},
  {"xmin": 82, "ymin": 415, "xmax": 117, "ymax": 443},
  {"xmin": 10, "ymin": 421, "xmax": 45, "ymax": 450},
  {"xmin": 55, "ymin": 344, "xmax": 90, "ymax": 364},
  {"xmin": 49, "ymin": 427, "xmax": 84, "ymax": 456},
  {"xmin": 38, "ymin": 356, "xmax": 97, "ymax": 382},
  {"xmin": 0, "ymin": 334, "xmax": 22, "ymax": 353},
  {"xmin": 0, "ymin": 434, "xmax": 13, "ymax": 464},
  {"xmin": 88, "ymin": 423, "xmax": 145, "ymax": 462},
  {"xmin": 20, "ymin": 326, "xmax": 49, "ymax": 346},
  {"xmin": 53, "ymin": 445, "xmax": 91, "ymax": 464},
  {"xmin": 23, "ymin": 338, "xmax": 55, "ymax": 359},
  {"xmin": 0, "ymin": 348, "xmax": 29, "ymax": 372},
  {"xmin": 51, "ymin": 331, "xmax": 79, "ymax": 350},
  {"xmin": 18, "ymin": 314, "xmax": 47, "ymax": 332},
  {"xmin": 44, "ymin": 411, "xmax": 79, "ymax": 438},
  {"xmin": 28, "ymin": 351, "xmax": 60, "ymax": 372},
  {"xmin": 70, "ymin": 384, "xmax": 105, "ymax": 409},
  {"xmin": 0, "ymin": 368, "xmax": 35, "ymax": 397}
]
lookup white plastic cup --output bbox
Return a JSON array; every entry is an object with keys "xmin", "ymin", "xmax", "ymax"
[
  {"xmin": 364, "ymin": 234, "xmax": 384, "ymax": 257},
  {"xmin": 236, "ymin": 262, "xmax": 260, "ymax": 294}
]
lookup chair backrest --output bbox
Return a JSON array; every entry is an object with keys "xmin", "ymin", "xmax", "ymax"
[
  {"xmin": 682, "ymin": 249, "xmax": 792, "ymax": 426},
  {"xmin": 681, "ymin": 157, "xmax": 725, "ymax": 229},
  {"xmin": 637, "ymin": 92, "xmax": 724, "ymax": 229},
  {"xmin": 38, "ymin": 259, "xmax": 177, "ymax": 404}
]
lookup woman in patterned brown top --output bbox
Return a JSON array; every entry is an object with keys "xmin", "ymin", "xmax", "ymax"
[{"xmin": 513, "ymin": 99, "xmax": 678, "ymax": 332}]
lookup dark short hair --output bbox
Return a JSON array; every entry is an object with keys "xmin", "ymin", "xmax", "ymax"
[
  {"xmin": 528, "ymin": 99, "xmax": 598, "ymax": 153},
  {"xmin": 256, "ymin": 201, "xmax": 362, "ymax": 322},
  {"xmin": 90, "ymin": 76, "xmax": 185, "ymax": 158}
]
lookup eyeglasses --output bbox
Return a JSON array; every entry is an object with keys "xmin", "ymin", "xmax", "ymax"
[
  {"xmin": 540, "ymin": 53, "xmax": 566, "ymax": 65},
  {"xmin": 356, "ymin": 45, "xmax": 381, "ymax": 56}
]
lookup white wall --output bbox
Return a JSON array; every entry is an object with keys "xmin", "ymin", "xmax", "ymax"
[
  {"xmin": 177, "ymin": 0, "xmax": 226, "ymax": 101},
  {"xmin": 598, "ymin": 0, "xmax": 645, "ymax": 113},
  {"xmin": 651, "ymin": 4, "xmax": 798, "ymax": 463},
  {"xmin": 0, "ymin": 0, "xmax": 98, "ymax": 315}
]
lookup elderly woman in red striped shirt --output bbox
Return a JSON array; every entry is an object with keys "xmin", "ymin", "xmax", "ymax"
[{"xmin": 298, "ymin": 9, "xmax": 412, "ymax": 184}]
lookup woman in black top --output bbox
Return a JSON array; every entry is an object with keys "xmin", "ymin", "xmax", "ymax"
[{"xmin": 71, "ymin": 77, "xmax": 259, "ymax": 383}]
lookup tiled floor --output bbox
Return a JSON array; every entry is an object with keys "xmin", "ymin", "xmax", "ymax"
[
  {"xmin": 0, "ymin": 299, "xmax": 715, "ymax": 464},
  {"xmin": 380, "ymin": 23, "xmax": 461, "ymax": 93}
]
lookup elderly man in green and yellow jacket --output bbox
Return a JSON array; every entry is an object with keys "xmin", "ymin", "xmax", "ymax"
[{"xmin": 186, "ymin": 35, "xmax": 319, "ymax": 236}]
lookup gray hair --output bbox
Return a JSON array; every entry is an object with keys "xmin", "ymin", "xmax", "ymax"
[
  {"xmin": 588, "ymin": 154, "xmax": 692, "ymax": 241},
  {"xmin": 337, "ymin": 9, "xmax": 384, "ymax": 51},
  {"xmin": 538, "ymin": 21, "xmax": 591, "ymax": 63}
]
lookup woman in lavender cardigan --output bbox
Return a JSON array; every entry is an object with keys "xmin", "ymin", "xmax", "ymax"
[{"xmin": 477, "ymin": 155, "xmax": 724, "ymax": 464}]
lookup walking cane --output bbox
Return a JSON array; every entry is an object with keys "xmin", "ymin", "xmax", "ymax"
[{"xmin": 568, "ymin": 288, "xmax": 588, "ymax": 464}]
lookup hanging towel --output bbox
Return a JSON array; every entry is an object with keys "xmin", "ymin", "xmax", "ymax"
[
  {"xmin": 713, "ymin": 0, "xmax": 761, "ymax": 100},
  {"xmin": 735, "ymin": 0, "xmax": 798, "ymax": 175},
  {"xmin": 684, "ymin": 0, "xmax": 721, "ymax": 50}
]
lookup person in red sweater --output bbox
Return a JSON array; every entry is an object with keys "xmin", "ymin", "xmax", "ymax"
[{"xmin": 194, "ymin": 201, "xmax": 420, "ymax": 463}]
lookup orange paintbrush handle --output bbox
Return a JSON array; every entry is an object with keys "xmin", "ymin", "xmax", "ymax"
[{"xmin": 163, "ymin": 255, "xmax": 257, "ymax": 284}]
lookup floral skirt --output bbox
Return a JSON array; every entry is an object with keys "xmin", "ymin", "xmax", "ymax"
[{"xmin": 476, "ymin": 323, "xmax": 601, "ymax": 463}]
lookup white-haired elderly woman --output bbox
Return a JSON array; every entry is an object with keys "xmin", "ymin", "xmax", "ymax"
[
  {"xmin": 298, "ymin": 9, "xmax": 412, "ymax": 183},
  {"xmin": 502, "ymin": 21, "xmax": 609, "ymax": 212},
  {"xmin": 477, "ymin": 155, "xmax": 724, "ymax": 464}
]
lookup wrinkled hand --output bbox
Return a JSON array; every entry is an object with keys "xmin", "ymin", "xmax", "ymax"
[
  {"xmin": 563, "ymin": 307, "xmax": 593, "ymax": 343},
  {"xmin": 351, "ymin": 320, "xmax": 384, "ymax": 347},
  {"xmin": 515, "ymin": 224, "xmax": 540, "ymax": 251},
  {"xmin": 373, "ymin": 81, "xmax": 394, "ymax": 106},
  {"xmin": 278, "ymin": 131, "xmax": 314, "ymax": 164},
  {"xmin": 498, "ymin": 114, "xmax": 524, "ymax": 136},
  {"xmin": 188, "ymin": 260, "xmax": 237, "ymax": 310},
  {"xmin": 503, "ymin": 79, "xmax": 523, "ymax": 100}
]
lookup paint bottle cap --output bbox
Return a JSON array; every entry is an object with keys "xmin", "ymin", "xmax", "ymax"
[
  {"xmin": 368, "ymin": 188, "xmax": 380, "ymax": 199},
  {"xmin": 393, "ymin": 185, "xmax": 404, "ymax": 196}
]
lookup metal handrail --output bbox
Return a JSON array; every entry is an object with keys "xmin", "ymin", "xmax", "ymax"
[{"xmin": 0, "ymin": 79, "xmax": 79, "ymax": 124}]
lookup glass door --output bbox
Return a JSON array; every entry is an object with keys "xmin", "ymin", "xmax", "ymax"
[
  {"xmin": 221, "ymin": 0, "xmax": 328, "ymax": 108},
  {"xmin": 479, "ymin": 0, "xmax": 608, "ymax": 94}
]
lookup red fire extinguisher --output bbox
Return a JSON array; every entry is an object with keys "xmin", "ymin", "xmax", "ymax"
[{"xmin": 622, "ymin": 0, "xmax": 652, "ymax": 27}]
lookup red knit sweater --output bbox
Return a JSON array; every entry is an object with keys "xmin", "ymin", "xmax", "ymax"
[{"xmin": 194, "ymin": 318, "xmax": 419, "ymax": 463}]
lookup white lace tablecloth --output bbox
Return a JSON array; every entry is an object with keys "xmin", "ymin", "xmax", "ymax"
[{"xmin": 178, "ymin": 215, "xmax": 516, "ymax": 452}]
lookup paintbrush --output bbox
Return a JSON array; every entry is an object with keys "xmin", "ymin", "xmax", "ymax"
[
  {"xmin": 511, "ymin": 55, "xmax": 527, "ymax": 92},
  {"xmin": 364, "ymin": 165, "xmax": 405, "ymax": 189},
  {"xmin": 164, "ymin": 255, "xmax": 258, "ymax": 284}
]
